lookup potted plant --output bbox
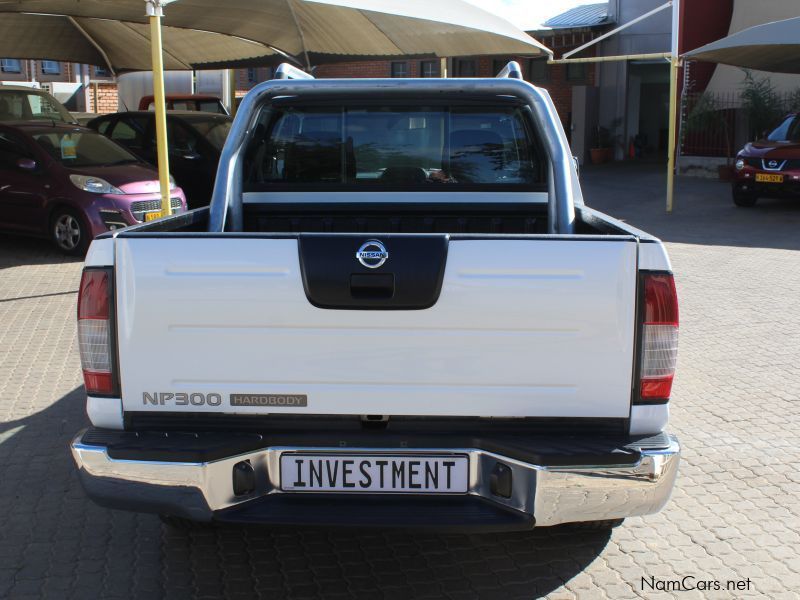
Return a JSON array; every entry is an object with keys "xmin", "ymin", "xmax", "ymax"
[{"xmin": 590, "ymin": 126, "xmax": 612, "ymax": 164}]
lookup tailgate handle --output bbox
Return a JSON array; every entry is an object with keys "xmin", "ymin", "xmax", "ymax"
[{"xmin": 350, "ymin": 273, "xmax": 395, "ymax": 299}]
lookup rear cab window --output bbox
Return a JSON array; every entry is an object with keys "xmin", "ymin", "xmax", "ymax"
[
  {"xmin": 197, "ymin": 100, "xmax": 226, "ymax": 114},
  {"xmin": 243, "ymin": 104, "xmax": 546, "ymax": 191}
]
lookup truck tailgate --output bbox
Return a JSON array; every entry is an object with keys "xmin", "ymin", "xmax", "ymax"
[{"xmin": 115, "ymin": 236, "xmax": 638, "ymax": 418}]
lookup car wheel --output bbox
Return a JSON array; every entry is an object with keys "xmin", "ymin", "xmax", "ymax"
[
  {"xmin": 51, "ymin": 208, "xmax": 89, "ymax": 256},
  {"xmin": 732, "ymin": 189, "xmax": 757, "ymax": 207}
]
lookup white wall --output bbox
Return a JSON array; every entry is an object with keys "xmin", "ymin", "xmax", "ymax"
[
  {"xmin": 705, "ymin": 0, "xmax": 800, "ymax": 95},
  {"xmin": 116, "ymin": 71, "xmax": 193, "ymax": 111}
]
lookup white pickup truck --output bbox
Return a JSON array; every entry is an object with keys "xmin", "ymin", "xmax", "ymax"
[{"xmin": 71, "ymin": 64, "xmax": 679, "ymax": 531}]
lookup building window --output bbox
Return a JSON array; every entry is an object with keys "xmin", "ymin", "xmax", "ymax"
[
  {"xmin": 528, "ymin": 58, "xmax": 549, "ymax": 83},
  {"xmin": 1, "ymin": 58, "xmax": 22, "ymax": 73},
  {"xmin": 454, "ymin": 59, "xmax": 477, "ymax": 77},
  {"xmin": 419, "ymin": 60, "xmax": 440, "ymax": 78},
  {"xmin": 41, "ymin": 60, "xmax": 61, "ymax": 74},
  {"xmin": 390, "ymin": 62, "xmax": 409, "ymax": 78},
  {"xmin": 247, "ymin": 68, "xmax": 258, "ymax": 83},
  {"xmin": 95, "ymin": 66, "xmax": 110, "ymax": 77},
  {"xmin": 566, "ymin": 62, "xmax": 587, "ymax": 82}
]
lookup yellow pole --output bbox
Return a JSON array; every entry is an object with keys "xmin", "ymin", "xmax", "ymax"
[
  {"xmin": 666, "ymin": 0, "xmax": 680, "ymax": 213},
  {"xmin": 665, "ymin": 55, "xmax": 679, "ymax": 213},
  {"xmin": 147, "ymin": 0, "xmax": 172, "ymax": 217},
  {"xmin": 228, "ymin": 68, "xmax": 237, "ymax": 117}
]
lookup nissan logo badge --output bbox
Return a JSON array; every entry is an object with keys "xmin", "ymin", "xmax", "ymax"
[
  {"xmin": 356, "ymin": 239, "xmax": 389, "ymax": 269},
  {"xmin": 768, "ymin": 160, "xmax": 778, "ymax": 168}
]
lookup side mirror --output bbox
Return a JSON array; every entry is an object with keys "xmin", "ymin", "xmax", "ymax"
[{"xmin": 16, "ymin": 158, "xmax": 37, "ymax": 171}]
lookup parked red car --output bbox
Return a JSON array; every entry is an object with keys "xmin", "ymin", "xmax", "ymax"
[
  {"xmin": 0, "ymin": 122, "xmax": 186, "ymax": 255},
  {"xmin": 732, "ymin": 113, "xmax": 800, "ymax": 207}
]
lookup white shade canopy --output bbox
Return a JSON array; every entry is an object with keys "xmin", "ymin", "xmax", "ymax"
[
  {"xmin": 0, "ymin": 0, "xmax": 550, "ymax": 66},
  {"xmin": 0, "ymin": 12, "xmax": 282, "ymax": 73},
  {"xmin": 683, "ymin": 16, "xmax": 800, "ymax": 75}
]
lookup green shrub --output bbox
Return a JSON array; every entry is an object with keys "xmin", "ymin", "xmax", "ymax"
[{"xmin": 740, "ymin": 71, "xmax": 785, "ymax": 139}]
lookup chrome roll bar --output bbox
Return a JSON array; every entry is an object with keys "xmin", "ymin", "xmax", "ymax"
[
  {"xmin": 274, "ymin": 63, "xmax": 314, "ymax": 80},
  {"xmin": 209, "ymin": 77, "xmax": 581, "ymax": 234},
  {"xmin": 495, "ymin": 60, "xmax": 523, "ymax": 79}
]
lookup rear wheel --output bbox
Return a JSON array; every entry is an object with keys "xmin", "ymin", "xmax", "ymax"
[
  {"xmin": 732, "ymin": 188, "xmax": 757, "ymax": 207},
  {"xmin": 51, "ymin": 208, "xmax": 89, "ymax": 255}
]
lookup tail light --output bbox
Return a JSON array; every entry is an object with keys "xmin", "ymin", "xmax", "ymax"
[
  {"xmin": 639, "ymin": 273, "xmax": 679, "ymax": 401},
  {"xmin": 78, "ymin": 268, "xmax": 117, "ymax": 396}
]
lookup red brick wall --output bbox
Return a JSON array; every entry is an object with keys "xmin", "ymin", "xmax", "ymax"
[
  {"xmin": 535, "ymin": 31, "xmax": 599, "ymax": 133},
  {"xmin": 314, "ymin": 60, "xmax": 426, "ymax": 79},
  {"xmin": 235, "ymin": 66, "xmax": 275, "ymax": 97},
  {"xmin": 0, "ymin": 60, "xmax": 75, "ymax": 83},
  {"xmin": 87, "ymin": 82, "xmax": 119, "ymax": 114},
  {"xmin": 35, "ymin": 61, "xmax": 74, "ymax": 83}
]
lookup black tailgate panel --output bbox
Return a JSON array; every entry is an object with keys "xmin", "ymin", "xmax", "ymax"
[{"xmin": 298, "ymin": 234, "xmax": 448, "ymax": 309}]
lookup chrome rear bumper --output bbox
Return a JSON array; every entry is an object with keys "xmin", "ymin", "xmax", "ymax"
[{"xmin": 71, "ymin": 431, "xmax": 679, "ymax": 528}]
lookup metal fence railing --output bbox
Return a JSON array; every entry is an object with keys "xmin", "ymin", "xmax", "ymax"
[{"xmin": 680, "ymin": 89, "xmax": 800, "ymax": 158}]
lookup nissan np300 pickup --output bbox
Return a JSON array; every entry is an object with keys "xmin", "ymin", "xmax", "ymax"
[{"xmin": 71, "ymin": 63, "xmax": 680, "ymax": 531}]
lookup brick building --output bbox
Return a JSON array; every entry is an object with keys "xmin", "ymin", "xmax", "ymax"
[
  {"xmin": 2, "ymin": 58, "xmax": 79, "ymax": 84},
  {"xmin": 1, "ymin": 58, "xmax": 117, "ymax": 112},
  {"xmin": 307, "ymin": 25, "xmax": 607, "ymax": 138},
  {"xmin": 234, "ymin": 66, "xmax": 276, "ymax": 98},
  {"xmin": 86, "ymin": 81, "xmax": 120, "ymax": 113}
]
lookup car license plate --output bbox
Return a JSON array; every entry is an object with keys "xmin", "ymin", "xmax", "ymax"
[
  {"xmin": 755, "ymin": 173, "xmax": 783, "ymax": 183},
  {"xmin": 144, "ymin": 211, "xmax": 163, "ymax": 222},
  {"xmin": 280, "ymin": 453, "xmax": 469, "ymax": 493}
]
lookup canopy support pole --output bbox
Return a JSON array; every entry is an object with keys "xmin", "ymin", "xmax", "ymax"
[
  {"xmin": 145, "ymin": 0, "xmax": 172, "ymax": 217},
  {"xmin": 665, "ymin": 55, "xmax": 679, "ymax": 212},
  {"xmin": 548, "ymin": 52, "xmax": 669, "ymax": 64},
  {"xmin": 666, "ymin": 0, "xmax": 680, "ymax": 213},
  {"xmin": 68, "ymin": 17, "xmax": 116, "ymax": 77},
  {"xmin": 562, "ymin": 2, "xmax": 672, "ymax": 60}
]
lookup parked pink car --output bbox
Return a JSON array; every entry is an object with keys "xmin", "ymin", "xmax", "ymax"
[{"xmin": 0, "ymin": 122, "xmax": 186, "ymax": 255}]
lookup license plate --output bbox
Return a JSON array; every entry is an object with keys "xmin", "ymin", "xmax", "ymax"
[
  {"xmin": 280, "ymin": 453, "xmax": 469, "ymax": 493},
  {"xmin": 144, "ymin": 211, "xmax": 163, "ymax": 222},
  {"xmin": 755, "ymin": 173, "xmax": 783, "ymax": 183}
]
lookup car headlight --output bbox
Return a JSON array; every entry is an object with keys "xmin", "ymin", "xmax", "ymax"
[
  {"xmin": 69, "ymin": 174, "xmax": 123, "ymax": 195},
  {"xmin": 735, "ymin": 159, "xmax": 745, "ymax": 171},
  {"xmin": 169, "ymin": 174, "xmax": 176, "ymax": 189}
]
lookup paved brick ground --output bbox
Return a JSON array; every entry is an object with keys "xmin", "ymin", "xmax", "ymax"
[{"xmin": 0, "ymin": 164, "xmax": 798, "ymax": 599}]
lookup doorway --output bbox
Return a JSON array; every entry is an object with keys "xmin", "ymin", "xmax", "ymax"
[{"xmin": 627, "ymin": 62, "xmax": 670, "ymax": 159}]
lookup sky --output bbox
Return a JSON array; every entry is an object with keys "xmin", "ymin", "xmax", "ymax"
[{"xmin": 465, "ymin": 0, "xmax": 592, "ymax": 30}]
